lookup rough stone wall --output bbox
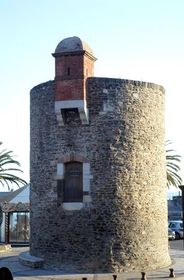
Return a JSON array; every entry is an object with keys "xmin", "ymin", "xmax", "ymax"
[{"xmin": 30, "ymin": 77, "xmax": 170, "ymax": 273}]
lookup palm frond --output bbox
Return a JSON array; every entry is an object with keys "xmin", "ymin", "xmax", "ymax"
[
  {"xmin": 0, "ymin": 142, "xmax": 27, "ymax": 190},
  {"xmin": 166, "ymin": 141, "xmax": 182, "ymax": 188}
]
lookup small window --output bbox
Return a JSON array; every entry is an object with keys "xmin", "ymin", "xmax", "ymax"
[
  {"xmin": 67, "ymin": 67, "xmax": 70, "ymax": 76},
  {"xmin": 63, "ymin": 161, "xmax": 83, "ymax": 202}
]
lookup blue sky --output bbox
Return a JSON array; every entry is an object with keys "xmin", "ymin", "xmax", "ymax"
[{"xmin": 0, "ymin": 0, "xmax": 184, "ymax": 192}]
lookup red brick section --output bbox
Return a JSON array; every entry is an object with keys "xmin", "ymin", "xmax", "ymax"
[{"xmin": 54, "ymin": 52, "xmax": 95, "ymax": 101}]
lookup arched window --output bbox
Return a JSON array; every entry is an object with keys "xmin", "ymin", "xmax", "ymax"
[
  {"xmin": 63, "ymin": 161, "xmax": 83, "ymax": 202},
  {"xmin": 56, "ymin": 157, "xmax": 91, "ymax": 210}
]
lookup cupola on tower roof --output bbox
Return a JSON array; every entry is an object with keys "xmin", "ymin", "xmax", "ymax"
[
  {"xmin": 54, "ymin": 36, "xmax": 94, "ymax": 57},
  {"xmin": 53, "ymin": 36, "xmax": 96, "ymax": 126}
]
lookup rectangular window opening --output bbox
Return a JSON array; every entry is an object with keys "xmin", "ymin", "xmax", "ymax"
[{"xmin": 63, "ymin": 162, "xmax": 83, "ymax": 202}]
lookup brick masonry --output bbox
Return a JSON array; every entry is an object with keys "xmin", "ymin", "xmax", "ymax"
[
  {"xmin": 30, "ymin": 76, "xmax": 171, "ymax": 272},
  {"xmin": 53, "ymin": 51, "xmax": 95, "ymax": 101}
]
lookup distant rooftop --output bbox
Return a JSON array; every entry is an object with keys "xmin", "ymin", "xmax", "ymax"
[{"xmin": 0, "ymin": 185, "xmax": 29, "ymax": 203}]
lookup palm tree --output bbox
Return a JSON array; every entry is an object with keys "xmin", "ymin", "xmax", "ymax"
[
  {"xmin": 166, "ymin": 140, "xmax": 182, "ymax": 188},
  {"xmin": 0, "ymin": 142, "xmax": 27, "ymax": 189}
]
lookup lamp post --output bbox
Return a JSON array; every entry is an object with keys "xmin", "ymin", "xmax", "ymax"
[{"xmin": 179, "ymin": 185, "xmax": 184, "ymax": 248}]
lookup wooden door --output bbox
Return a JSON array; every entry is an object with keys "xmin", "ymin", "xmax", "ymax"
[{"xmin": 64, "ymin": 162, "xmax": 83, "ymax": 202}]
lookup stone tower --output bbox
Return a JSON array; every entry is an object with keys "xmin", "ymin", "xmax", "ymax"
[{"xmin": 29, "ymin": 36, "xmax": 171, "ymax": 272}]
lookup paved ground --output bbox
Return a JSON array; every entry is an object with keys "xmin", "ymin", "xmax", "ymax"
[
  {"xmin": 0, "ymin": 242, "xmax": 184, "ymax": 280},
  {"xmin": 170, "ymin": 239, "xmax": 184, "ymax": 250}
]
